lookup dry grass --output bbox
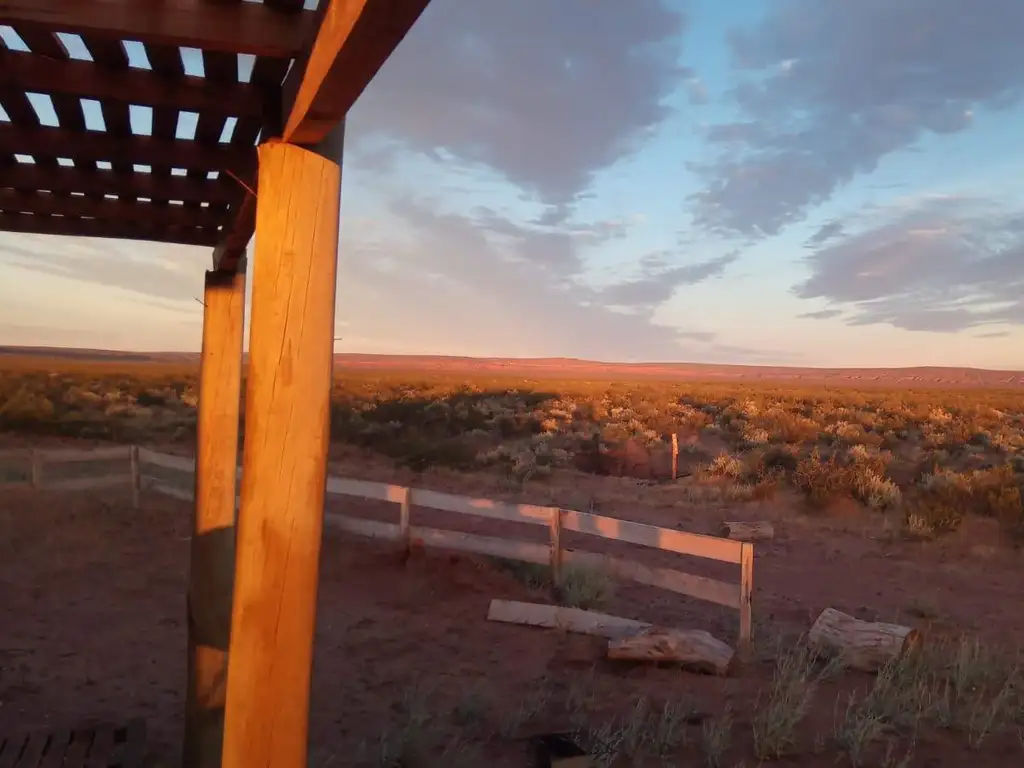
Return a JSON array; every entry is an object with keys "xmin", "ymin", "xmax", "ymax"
[{"xmin": 2, "ymin": 359, "xmax": 1021, "ymax": 545}]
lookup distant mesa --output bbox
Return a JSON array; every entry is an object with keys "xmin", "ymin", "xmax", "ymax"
[{"xmin": 0, "ymin": 346, "xmax": 1020, "ymax": 388}]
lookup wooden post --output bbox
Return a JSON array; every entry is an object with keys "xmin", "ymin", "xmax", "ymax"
[
  {"xmin": 130, "ymin": 445, "xmax": 141, "ymax": 509},
  {"xmin": 549, "ymin": 508, "xmax": 563, "ymax": 592},
  {"xmin": 221, "ymin": 135, "xmax": 342, "ymax": 768},
  {"xmin": 738, "ymin": 542, "xmax": 754, "ymax": 658},
  {"xmin": 670, "ymin": 433, "xmax": 679, "ymax": 481},
  {"xmin": 183, "ymin": 263, "xmax": 247, "ymax": 768}
]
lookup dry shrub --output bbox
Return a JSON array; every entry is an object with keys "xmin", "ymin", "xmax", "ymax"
[
  {"xmin": 905, "ymin": 464, "xmax": 1022, "ymax": 538},
  {"xmin": 792, "ymin": 450, "xmax": 857, "ymax": 510}
]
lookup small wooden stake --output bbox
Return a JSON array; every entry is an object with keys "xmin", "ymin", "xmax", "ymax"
[{"xmin": 670, "ymin": 433, "xmax": 679, "ymax": 481}]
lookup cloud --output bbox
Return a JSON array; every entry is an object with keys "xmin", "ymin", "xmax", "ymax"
[
  {"xmin": 351, "ymin": 0, "xmax": 687, "ymax": 206},
  {"xmin": 601, "ymin": 251, "xmax": 738, "ymax": 308},
  {"xmin": 799, "ymin": 308, "xmax": 843, "ymax": 320},
  {"xmin": 794, "ymin": 197, "xmax": 1024, "ymax": 332},
  {"xmin": 692, "ymin": 0, "xmax": 1024, "ymax": 237},
  {"xmin": 338, "ymin": 198, "xmax": 785, "ymax": 363},
  {"xmin": 805, "ymin": 220, "xmax": 844, "ymax": 247},
  {"xmin": 0, "ymin": 233, "xmax": 208, "ymax": 303}
]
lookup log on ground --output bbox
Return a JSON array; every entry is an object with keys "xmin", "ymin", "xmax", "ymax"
[
  {"xmin": 719, "ymin": 521, "xmax": 774, "ymax": 541},
  {"xmin": 607, "ymin": 627, "xmax": 735, "ymax": 675},
  {"xmin": 808, "ymin": 607, "xmax": 922, "ymax": 673}
]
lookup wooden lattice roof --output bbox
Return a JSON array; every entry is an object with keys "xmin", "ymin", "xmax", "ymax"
[{"xmin": 0, "ymin": 0, "xmax": 429, "ymax": 272}]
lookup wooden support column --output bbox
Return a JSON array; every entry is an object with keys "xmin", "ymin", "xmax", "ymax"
[
  {"xmin": 183, "ymin": 263, "xmax": 247, "ymax": 768},
  {"xmin": 221, "ymin": 131, "xmax": 342, "ymax": 768}
]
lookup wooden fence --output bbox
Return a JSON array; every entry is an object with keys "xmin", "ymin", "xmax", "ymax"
[{"xmin": 1, "ymin": 444, "xmax": 755, "ymax": 649}]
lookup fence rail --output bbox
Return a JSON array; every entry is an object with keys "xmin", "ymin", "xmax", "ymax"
[{"xmin": 1, "ymin": 443, "xmax": 755, "ymax": 649}]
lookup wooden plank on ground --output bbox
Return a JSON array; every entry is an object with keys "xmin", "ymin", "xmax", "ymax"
[
  {"xmin": 561, "ymin": 509, "xmax": 743, "ymax": 564},
  {"xmin": 487, "ymin": 600, "xmax": 649, "ymax": 639}
]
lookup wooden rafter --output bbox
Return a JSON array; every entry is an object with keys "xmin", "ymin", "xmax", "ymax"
[
  {"xmin": 0, "ymin": 188, "xmax": 226, "ymax": 228},
  {"xmin": 281, "ymin": 0, "xmax": 431, "ymax": 144},
  {"xmin": 0, "ymin": 124, "xmax": 255, "ymax": 174},
  {"xmin": 0, "ymin": 211, "xmax": 219, "ymax": 246},
  {"xmin": 0, "ymin": 163, "xmax": 238, "ymax": 206},
  {"xmin": 0, "ymin": 49, "xmax": 263, "ymax": 118},
  {"xmin": 213, "ymin": 0, "xmax": 430, "ymax": 272},
  {"xmin": 0, "ymin": 0, "xmax": 315, "ymax": 57}
]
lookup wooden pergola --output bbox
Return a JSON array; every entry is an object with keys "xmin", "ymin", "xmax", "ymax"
[{"xmin": 0, "ymin": 2, "xmax": 430, "ymax": 766}]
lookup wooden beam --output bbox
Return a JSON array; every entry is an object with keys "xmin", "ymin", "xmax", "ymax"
[
  {"xmin": 0, "ymin": 164, "xmax": 238, "ymax": 205},
  {"xmin": 184, "ymin": 264, "xmax": 247, "ymax": 768},
  {"xmin": 0, "ymin": 187, "xmax": 227, "ymax": 229},
  {"xmin": 281, "ymin": 0, "xmax": 430, "ymax": 145},
  {"xmin": 0, "ymin": 1, "xmax": 316, "ymax": 57},
  {"xmin": 0, "ymin": 210, "xmax": 219, "ymax": 246},
  {"xmin": 221, "ymin": 139, "xmax": 341, "ymax": 768},
  {"xmin": 211, "ymin": 194, "xmax": 255, "ymax": 273},
  {"xmin": 0, "ymin": 49, "xmax": 263, "ymax": 118},
  {"xmin": 0, "ymin": 124, "xmax": 255, "ymax": 175},
  {"xmin": 212, "ymin": 0, "xmax": 428, "ymax": 270}
]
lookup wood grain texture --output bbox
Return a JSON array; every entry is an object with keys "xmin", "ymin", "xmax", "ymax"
[
  {"xmin": 0, "ymin": 0, "xmax": 315, "ymax": 56},
  {"xmin": 221, "ymin": 140, "xmax": 342, "ymax": 768},
  {"xmin": 281, "ymin": 0, "xmax": 431, "ymax": 144},
  {"xmin": 608, "ymin": 627, "xmax": 735, "ymax": 675},
  {"xmin": 184, "ymin": 265, "xmax": 247, "ymax": 768},
  {"xmin": 808, "ymin": 607, "xmax": 922, "ymax": 673}
]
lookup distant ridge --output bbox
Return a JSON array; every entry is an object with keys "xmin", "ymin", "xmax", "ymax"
[{"xmin": 0, "ymin": 346, "xmax": 1021, "ymax": 388}]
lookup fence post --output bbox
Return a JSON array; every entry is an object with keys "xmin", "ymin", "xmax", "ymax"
[
  {"xmin": 399, "ymin": 487, "xmax": 412, "ymax": 554},
  {"xmin": 738, "ymin": 542, "xmax": 754, "ymax": 659},
  {"xmin": 30, "ymin": 449, "xmax": 42, "ymax": 489},
  {"xmin": 549, "ymin": 508, "xmax": 563, "ymax": 593},
  {"xmin": 130, "ymin": 445, "xmax": 141, "ymax": 509},
  {"xmin": 670, "ymin": 433, "xmax": 679, "ymax": 481}
]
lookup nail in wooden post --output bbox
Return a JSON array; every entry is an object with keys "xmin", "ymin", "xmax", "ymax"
[
  {"xmin": 221, "ymin": 137, "xmax": 342, "ymax": 768},
  {"xmin": 184, "ymin": 262, "xmax": 247, "ymax": 768}
]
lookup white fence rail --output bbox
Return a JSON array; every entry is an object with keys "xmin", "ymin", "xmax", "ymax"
[{"xmin": 0, "ymin": 444, "xmax": 755, "ymax": 648}]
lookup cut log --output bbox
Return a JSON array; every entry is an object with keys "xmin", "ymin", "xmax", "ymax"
[
  {"xmin": 808, "ymin": 608, "xmax": 922, "ymax": 673},
  {"xmin": 487, "ymin": 599, "xmax": 648, "ymax": 639},
  {"xmin": 607, "ymin": 627, "xmax": 735, "ymax": 675},
  {"xmin": 719, "ymin": 521, "xmax": 774, "ymax": 541}
]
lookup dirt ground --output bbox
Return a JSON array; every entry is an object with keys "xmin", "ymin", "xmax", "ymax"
[{"xmin": 2, "ymin": 437, "xmax": 1024, "ymax": 766}]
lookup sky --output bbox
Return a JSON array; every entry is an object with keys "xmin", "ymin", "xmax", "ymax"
[{"xmin": 1, "ymin": 0, "xmax": 1024, "ymax": 369}]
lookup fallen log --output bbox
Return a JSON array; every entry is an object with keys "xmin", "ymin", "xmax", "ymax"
[
  {"xmin": 719, "ymin": 521, "xmax": 774, "ymax": 541},
  {"xmin": 808, "ymin": 607, "xmax": 922, "ymax": 673},
  {"xmin": 607, "ymin": 627, "xmax": 734, "ymax": 675}
]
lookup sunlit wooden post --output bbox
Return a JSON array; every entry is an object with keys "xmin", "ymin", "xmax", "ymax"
[
  {"xmin": 184, "ymin": 263, "xmax": 247, "ymax": 768},
  {"xmin": 220, "ymin": 129, "xmax": 343, "ymax": 768}
]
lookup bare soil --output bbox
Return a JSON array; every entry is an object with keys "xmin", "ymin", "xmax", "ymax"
[{"xmin": 2, "ymin": 437, "xmax": 1024, "ymax": 766}]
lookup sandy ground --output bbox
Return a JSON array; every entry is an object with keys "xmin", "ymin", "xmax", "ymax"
[{"xmin": 3, "ymin": 438, "xmax": 1024, "ymax": 765}]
